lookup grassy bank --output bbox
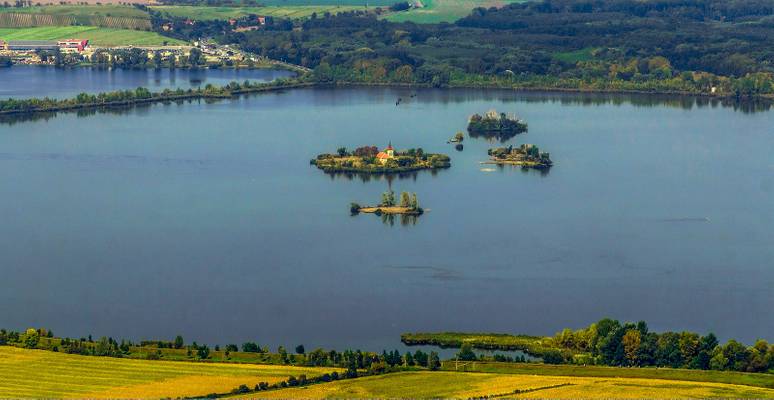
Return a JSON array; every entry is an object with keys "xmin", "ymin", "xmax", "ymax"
[
  {"xmin": 401, "ymin": 332, "xmax": 557, "ymax": 355},
  {"xmin": 0, "ymin": 346, "xmax": 340, "ymax": 399},
  {"xmin": 229, "ymin": 370, "xmax": 774, "ymax": 399},
  {"xmin": 0, "ymin": 26, "xmax": 185, "ymax": 46},
  {"xmin": 441, "ymin": 361, "xmax": 774, "ymax": 389}
]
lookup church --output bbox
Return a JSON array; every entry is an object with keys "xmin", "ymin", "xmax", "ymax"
[{"xmin": 376, "ymin": 143, "xmax": 395, "ymax": 164}]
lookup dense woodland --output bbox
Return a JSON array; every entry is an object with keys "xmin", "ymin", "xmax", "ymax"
[{"xmin": 147, "ymin": 0, "xmax": 774, "ymax": 97}]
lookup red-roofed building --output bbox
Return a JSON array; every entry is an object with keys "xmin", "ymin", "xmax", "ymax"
[
  {"xmin": 376, "ymin": 143, "xmax": 395, "ymax": 164},
  {"xmin": 57, "ymin": 39, "xmax": 89, "ymax": 53}
]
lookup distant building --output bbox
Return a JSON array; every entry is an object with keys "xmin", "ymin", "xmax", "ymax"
[
  {"xmin": 257, "ymin": 16, "xmax": 266, "ymax": 25},
  {"xmin": 7, "ymin": 40, "xmax": 59, "ymax": 51},
  {"xmin": 234, "ymin": 26, "xmax": 261, "ymax": 32},
  {"xmin": 376, "ymin": 143, "xmax": 395, "ymax": 164},
  {"xmin": 0, "ymin": 40, "xmax": 7, "ymax": 50},
  {"xmin": 57, "ymin": 39, "xmax": 89, "ymax": 53}
]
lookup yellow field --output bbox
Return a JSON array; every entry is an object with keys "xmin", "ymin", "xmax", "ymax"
[
  {"xmin": 0, "ymin": 346, "xmax": 340, "ymax": 398},
  {"xmin": 234, "ymin": 371, "xmax": 774, "ymax": 399}
]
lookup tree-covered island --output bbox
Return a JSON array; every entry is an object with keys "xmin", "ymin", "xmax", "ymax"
[
  {"xmin": 311, "ymin": 143, "xmax": 450, "ymax": 174},
  {"xmin": 484, "ymin": 144, "xmax": 553, "ymax": 169},
  {"xmin": 351, "ymin": 191, "xmax": 423, "ymax": 216},
  {"xmin": 467, "ymin": 110, "xmax": 528, "ymax": 142}
]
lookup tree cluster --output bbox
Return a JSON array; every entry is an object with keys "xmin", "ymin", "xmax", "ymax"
[{"xmin": 553, "ymin": 318, "xmax": 774, "ymax": 372}]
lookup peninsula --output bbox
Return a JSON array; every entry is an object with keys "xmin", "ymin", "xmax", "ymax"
[
  {"xmin": 351, "ymin": 191, "xmax": 423, "ymax": 216},
  {"xmin": 311, "ymin": 144, "xmax": 450, "ymax": 174},
  {"xmin": 484, "ymin": 144, "xmax": 553, "ymax": 169},
  {"xmin": 467, "ymin": 110, "xmax": 528, "ymax": 141}
]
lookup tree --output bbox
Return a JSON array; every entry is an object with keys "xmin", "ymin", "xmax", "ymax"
[
  {"xmin": 153, "ymin": 51, "xmax": 162, "ymax": 68},
  {"xmin": 174, "ymin": 335, "xmax": 184, "ymax": 349},
  {"xmin": 622, "ymin": 329, "xmax": 641, "ymax": 366},
  {"xmin": 381, "ymin": 190, "xmax": 395, "ymax": 207},
  {"xmin": 337, "ymin": 147, "xmax": 348, "ymax": 156},
  {"xmin": 242, "ymin": 342, "xmax": 260, "ymax": 352},
  {"xmin": 454, "ymin": 132, "xmax": 464, "ymax": 142},
  {"xmin": 188, "ymin": 48, "xmax": 202, "ymax": 67},
  {"xmin": 295, "ymin": 344, "xmax": 305, "ymax": 355},
  {"xmin": 197, "ymin": 345, "xmax": 210, "ymax": 359},
  {"xmin": 428, "ymin": 351, "xmax": 441, "ymax": 370},
  {"xmin": 456, "ymin": 343, "xmax": 477, "ymax": 361},
  {"xmin": 400, "ymin": 191, "xmax": 411, "ymax": 207},
  {"xmin": 410, "ymin": 193, "xmax": 418, "ymax": 210},
  {"xmin": 226, "ymin": 344, "xmax": 238, "ymax": 352},
  {"xmin": 24, "ymin": 328, "xmax": 39, "ymax": 349}
]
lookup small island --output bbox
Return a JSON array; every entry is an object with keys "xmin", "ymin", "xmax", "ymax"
[
  {"xmin": 467, "ymin": 110, "xmax": 528, "ymax": 142},
  {"xmin": 311, "ymin": 143, "xmax": 450, "ymax": 174},
  {"xmin": 483, "ymin": 144, "xmax": 553, "ymax": 169},
  {"xmin": 351, "ymin": 191, "xmax": 423, "ymax": 216}
]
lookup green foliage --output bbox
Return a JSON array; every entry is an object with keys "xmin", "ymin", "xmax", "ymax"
[
  {"xmin": 197, "ymin": 345, "xmax": 210, "ymax": 359},
  {"xmin": 381, "ymin": 190, "xmax": 395, "ymax": 207},
  {"xmin": 456, "ymin": 343, "xmax": 476, "ymax": 361},
  {"xmin": 23, "ymin": 329, "xmax": 39, "ymax": 349}
]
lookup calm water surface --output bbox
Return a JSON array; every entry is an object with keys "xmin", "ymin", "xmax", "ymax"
[
  {"xmin": 0, "ymin": 66, "xmax": 295, "ymax": 99},
  {"xmin": 0, "ymin": 86, "xmax": 772, "ymax": 352}
]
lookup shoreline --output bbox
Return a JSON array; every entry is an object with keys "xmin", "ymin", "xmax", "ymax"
[
  {"xmin": 2, "ymin": 77, "xmax": 772, "ymax": 118},
  {"xmin": 357, "ymin": 206, "xmax": 423, "ymax": 215}
]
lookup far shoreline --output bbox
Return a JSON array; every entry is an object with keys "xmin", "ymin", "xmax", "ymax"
[{"xmin": 2, "ymin": 77, "xmax": 772, "ymax": 119}]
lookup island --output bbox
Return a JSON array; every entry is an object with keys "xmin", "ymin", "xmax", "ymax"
[
  {"xmin": 351, "ymin": 191, "xmax": 423, "ymax": 216},
  {"xmin": 311, "ymin": 143, "xmax": 450, "ymax": 174},
  {"xmin": 483, "ymin": 144, "xmax": 553, "ymax": 169},
  {"xmin": 467, "ymin": 110, "xmax": 528, "ymax": 142}
]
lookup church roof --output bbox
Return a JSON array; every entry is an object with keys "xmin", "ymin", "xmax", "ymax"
[{"xmin": 376, "ymin": 152, "xmax": 390, "ymax": 159}]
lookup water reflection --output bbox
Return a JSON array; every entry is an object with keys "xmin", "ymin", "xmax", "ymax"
[
  {"xmin": 3, "ymin": 87, "xmax": 773, "ymax": 126},
  {"xmin": 389, "ymin": 87, "xmax": 774, "ymax": 114},
  {"xmin": 467, "ymin": 129, "xmax": 523, "ymax": 143},
  {"xmin": 379, "ymin": 213, "xmax": 421, "ymax": 227},
  {"xmin": 322, "ymin": 169, "xmax": 444, "ymax": 183}
]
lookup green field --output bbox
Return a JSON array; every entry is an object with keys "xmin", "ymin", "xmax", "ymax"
[
  {"xmin": 553, "ymin": 47, "xmax": 598, "ymax": 63},
  {"xmin": 0, "ymin": 26, "xmax": 186, "ymax": 46},
  {"xmin": 151, "ymin": 5, "xmax": 367, "ymax": 20},
  {"xmin": 0, "ymin": 346, "xmax": 341, "ymax": 398},
  {"xmin": 246, "ymin": 0, "xmax": 397, "ymax": 5},
  {"xmin": 2, "ymin": 346, "xmax": 773, "ymax": 399},
  {"xmin": 0, "ymin": 5, "xmax": 152, "ymax": 29},
  {"xmin": 441, "ymin": 361, "xmax": 774, "ymax": 389},
  {"xmin": 233, "ymin": 371, "xmax": 774, "ymax": 399},
  {"xmin": 385, "ymin": 0, "xmax": 522, "ymax": 23},
  {"xmin": 0, "ymin": 5, "xmax": 149, "ymax": 19}
]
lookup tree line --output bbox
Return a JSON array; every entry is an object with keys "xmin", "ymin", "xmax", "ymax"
[
  {"xmin": 152, "ymin": 0, "xmax": 774, "ymax": 98},
  {"xmin": 0, "ymin": 327, "xmax": 441, "ymax": 371},
  {"xmin": 552, "ymin": 318, "xmax": 774, "ymax": 373}
]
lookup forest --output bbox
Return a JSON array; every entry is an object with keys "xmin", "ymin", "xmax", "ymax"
[{"xmin": 146, "ymin": 0, "xmax": 774, "ymax": 97}]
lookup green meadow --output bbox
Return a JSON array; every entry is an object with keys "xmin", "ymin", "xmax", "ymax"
[{"xmin": 0, "ymin": 26, "xmax": 186, "ymax": 46}]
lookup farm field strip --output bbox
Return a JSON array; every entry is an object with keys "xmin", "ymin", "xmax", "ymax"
[
  {"xmin": 0, "ymin": 5, "xmax": 150, "ymax": 18},
  {"xmin": 0, "ymin": 346, "xmax": 340, "ymax": 399},
  {"xmin": 0, "ymin": 26, "xmax": 185, "ymax": 46},
  {"xmin": 151, "ymin": 5, "xmax": 365, "ymax": 20},
  {"xmin": 231, "ymin": 371, "xmax": 774, "ymax": 399}
]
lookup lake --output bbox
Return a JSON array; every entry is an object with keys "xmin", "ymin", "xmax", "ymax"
[
  {"xmin": 0, "ymin": 66, "xmax": 295, "ymax": 99},
  {"xmin": 0, "ymin": 85, "xmax": 772, "ymax": 353}
]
